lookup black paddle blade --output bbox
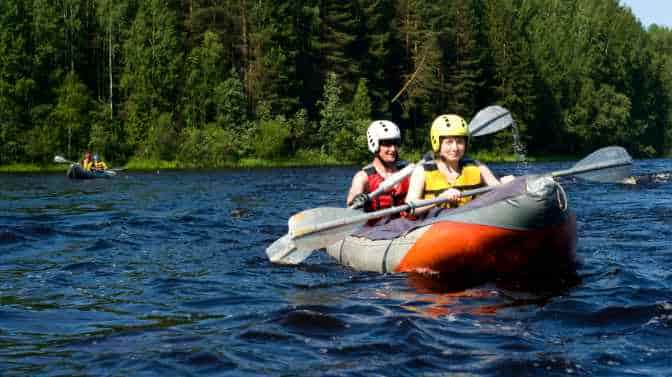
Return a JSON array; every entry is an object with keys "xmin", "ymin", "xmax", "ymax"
[{"xmin": 468, "ymin": 105, "xmax": 513, "ymax": 137}]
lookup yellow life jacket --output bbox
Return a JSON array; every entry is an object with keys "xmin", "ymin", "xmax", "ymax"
[
  {"xmin": 94, "ymin": 161, "xmax": 107, "ymax": 170},
  {"xmin": 81, "ymin": 160, "xmax": 93, "ymax": 171},
  {"xmin": 422, "ymin": 159, "xmax": 483, "ymax": 208}
]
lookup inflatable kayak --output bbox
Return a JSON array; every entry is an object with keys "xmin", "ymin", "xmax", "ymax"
[
  {"xmin": 66, "ymin": 164, "xmax": 115, "ymax": 179},
  {"xmin": 326, "ymin": 175, "xmax": 577, "ymax": 279}
]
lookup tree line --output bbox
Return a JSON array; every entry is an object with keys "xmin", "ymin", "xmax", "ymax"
[{"xmin": 1, "ymin": 0, "xmax": 671, "ymax": 167}]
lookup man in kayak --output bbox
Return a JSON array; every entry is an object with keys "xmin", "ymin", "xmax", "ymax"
[
  {"xmin": 346, "ymin": 120, "xmax": 410, "ymax": 212},
  {"xmin": 405, "ymin": 114, "xmax": 513, "ymax": 216},
  {"xmin": 80, "ymin": 151, "xmax": 94, "ymax": 171},
  {"xmin": 91, "ymin": 154, "xmax": 108, "ymax": 172}
]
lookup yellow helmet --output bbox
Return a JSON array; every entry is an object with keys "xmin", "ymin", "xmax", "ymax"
[{"xmin": 430, "ymin": 114, "xmax": 468, "ymax": 152}]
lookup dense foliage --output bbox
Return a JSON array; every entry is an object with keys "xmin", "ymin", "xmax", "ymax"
[{"xmin": 1, "ymin": 0, "xmax": 671, "ymax": 166}]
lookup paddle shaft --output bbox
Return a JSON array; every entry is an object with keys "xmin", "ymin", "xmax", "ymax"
[
  {"xmin": 292, "ymin": 146, "xmax": 633, "ymax": 240},
  {"xmin": 551, "ymin": 159, "xmax": 632, "ymax": 178},
  {"xmin": 364, "ymin": 162, "xmax": 416, "ymax": 200},
  {"xmin": 292, "ymin": 185, "xmax": 493, "ymax": 239}
]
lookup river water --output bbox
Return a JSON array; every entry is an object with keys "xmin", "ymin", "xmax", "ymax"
[{"xmin": 1, "ymin": 159, "xmax": 671, "ymax": 376}]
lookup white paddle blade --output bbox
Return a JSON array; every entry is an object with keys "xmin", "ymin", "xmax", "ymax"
[
  {"xmin": 292, "ymin": 221, "xmax": 363, "ymax": 252},
  {"xmin": 54, "ymin": 155, "xmax": 69, "ymax": 163},
  {"xmin": 289, "ymin": 207, "xmax": 365, "ymax": 252},
  {"xmin": 104, "ymin": 170, "xmax": 117, "ymax": 177},
  {"xmin": 571, "ymin": 146, "xmax": 633, "ymax": 183},
  {"xmin": 468, "ymin": 105, "xmax": 513, "ymax": 137},
  {"xmin": 266, "ymin": 234, "xmax": 311, "ymax": 264}
]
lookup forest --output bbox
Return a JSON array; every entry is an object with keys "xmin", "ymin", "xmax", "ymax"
[{"xmin": 1, "ymin": 0, "xmax": 671, "ymax": 167}]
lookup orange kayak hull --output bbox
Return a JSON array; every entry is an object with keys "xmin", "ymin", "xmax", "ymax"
[{"xmin": 395, "ymin": 214, "xmax": 577, "ymax": 276}]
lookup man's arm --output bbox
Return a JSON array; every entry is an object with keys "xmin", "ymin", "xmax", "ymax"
[{"xmin": 346, "ymin": 171, "xmax": 368, "ymax": 206}]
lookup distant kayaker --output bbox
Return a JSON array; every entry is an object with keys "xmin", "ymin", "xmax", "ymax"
[
  {"xmin": 91, "ymin": 154, "xmax": 108, "ymax": 172},
  {"xmin": 621, "ymin": 171, "xmax": 672, "ymax": 185},
  {"xmin": 80, "ymin": 151, "xmax": 94, "ymax": 171},
  {"xmin": 346, "ymin": 120, "xmax": 410, "ymax": 212},
  {"xmin": 405, "ymin": 114, "xmax": 513, "ymax": 216}
]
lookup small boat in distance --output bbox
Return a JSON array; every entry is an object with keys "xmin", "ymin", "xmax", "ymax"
[{"xmin": 66, "ymin": 163, "xmax": 116, "ymax": 179}]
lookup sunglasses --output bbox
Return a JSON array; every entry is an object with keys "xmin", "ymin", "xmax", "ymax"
[{"xmin": 379, "ymin": 140, "xmax": 400, "ymax": 147}]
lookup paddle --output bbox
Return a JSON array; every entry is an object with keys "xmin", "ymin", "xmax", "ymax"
[
  {"xmin": 54, "ymin": 155, "xmax": 76, "ymax": 164},
  {"xmin": 264, "ymin": 160, "xmax": 422, "ymax": 265},
  {"xmin": 468, "ymin": 105, "xmax": 513, "ymax": 137},
  {"xmin": 266, "ymin": 105, "xmax": 514, "ymax": 264},
  {"xmin": 269, "ymin": 146, "xmax": 632, "ymax": 264}
]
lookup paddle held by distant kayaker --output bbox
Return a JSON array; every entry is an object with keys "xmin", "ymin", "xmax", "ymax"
[
  {"xmin": 346, "ymin": 120, "xmax": 410, "ymax": 213},
  {"xmin": 405, "ymin": 114, "xmax": 513, "ymax": 216}
]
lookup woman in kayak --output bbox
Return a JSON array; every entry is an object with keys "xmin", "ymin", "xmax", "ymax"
[
  {"xmin": 405, "ymin": 114, "xmax": 513, "ymax": 216},
  {"xmin": 80, "ymin": 151, "xmax": 94, "ymax": 171}
]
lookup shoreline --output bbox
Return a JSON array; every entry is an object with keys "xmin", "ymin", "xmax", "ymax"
[{"xmin": 5, "ymin": 151, "xmax": 663, "ymax": 174}]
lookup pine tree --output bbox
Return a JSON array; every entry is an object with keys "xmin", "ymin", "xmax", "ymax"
[
  {"xmin": 318, "ymin": 0, "xmax": 360, "ymax": 98},
  {"xmin": 356, "ymin": 0, "xmax": 397, "ymax": 116},
  {"xmin": 0, "ymin": 0, "xmax": 33, "ymax": 163},
  {"xmin": 50, "ymin": 71, "xmax": 92, "ymax": 159},
  {"xmin": 482, "ymin": 0, "xmax": 537, "ymax": 152},
  {"xmin": 181, "ymin": 30, "xmax": 226, "ymax": 129},
  {"xmin": 443, "ymin": 0, "xmax": 482, "ymax": 117},
  {"xmin": 121, "ymin": 0, "xmax": 182, "ymax": 155}
]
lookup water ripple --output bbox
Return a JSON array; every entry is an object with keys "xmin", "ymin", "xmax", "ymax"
[{"xmin": 0, "ymin": 161, "xmax": 671, "ymax": 375}]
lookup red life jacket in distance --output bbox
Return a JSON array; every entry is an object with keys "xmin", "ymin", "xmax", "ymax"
[{"xmin": 363, "ymin": 160, "xmax": 410, "ymax": 212}]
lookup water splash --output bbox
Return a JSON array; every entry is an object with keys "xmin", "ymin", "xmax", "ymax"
[{"xmin": 511, "ymin": 121, "xmax": 529, "ymax": 175}]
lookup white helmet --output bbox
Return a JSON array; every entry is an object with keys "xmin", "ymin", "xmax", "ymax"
[{"xmin": 366, "ymin": 120, "xmax": 401, "ymax": 153}]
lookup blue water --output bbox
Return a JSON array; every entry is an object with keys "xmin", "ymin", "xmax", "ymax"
[{"xmin": 1, "ymin": 160, "xmax": 671, "ymax": 376}]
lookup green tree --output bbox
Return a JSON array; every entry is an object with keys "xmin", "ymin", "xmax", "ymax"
[
  {"xmin": 356, "ymin": 0, "xmax": 398, "ymax": 115},
  {"xmin": 318, "ymin": 72, "xmax": 352, "ymax": 156},
  {"xmin": 319, "ymin": 1, "xmax": 360, "ymax": 97},
  {"xmin": 393, "ymin": 0, "xmax": 445, "ymax": 144},
  {"xmin": 181, "ymin": 30, "xmax": 227, "ymax": 129},
  {"xmin": 648, "ymin": 25, "xmax": 672, "ymax": 155},
  {"xmin": 483, "ymin": 0, "xmax": 537, "ymax": 153},
  {"xmin": 213, "ymin": 68, "xmax": 248, "ymax": 131},
  {"xmin": 121, "ymin": 0, "xmax": 182, "ymax": 155},
  {"xmin": 443, "ymin": 0, "xmax": 482, "ymax": 116},
  {"xmin": 89, "ymin": 100, "xmax": 123, "ymax": 160},
  {"xmin": 0, "ymin": 0, "xmax": 33, "ymax": 163},
  {"xmin": 51, "ymin": 71, "xmax": 92, "ymax": 158},
  {"xmin": 338, "ymin": 78, "xmax": 372, "ymax": 162},
  {"xmin": 243, "ymin": 1, "xmax": 301, "ymax": 116},
  {"xmin": 94, "ymin": 0, "xmax": 130, "ymax": 123}
]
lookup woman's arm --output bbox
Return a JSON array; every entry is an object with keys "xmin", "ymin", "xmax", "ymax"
[
  {"xmin": 477, "ymin": 162, "xmax": 501, "ymax": 186},
  {"xmin": 404, "ymin": 165, "xmax": 459, "ymax": 215},
  {"xmin": 478, "ymin": 161, "xmax": 515, "ymax": 186},
  {"xmin": 405, "ymin": 165, "xmax": 425, "ymax": 204}
]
